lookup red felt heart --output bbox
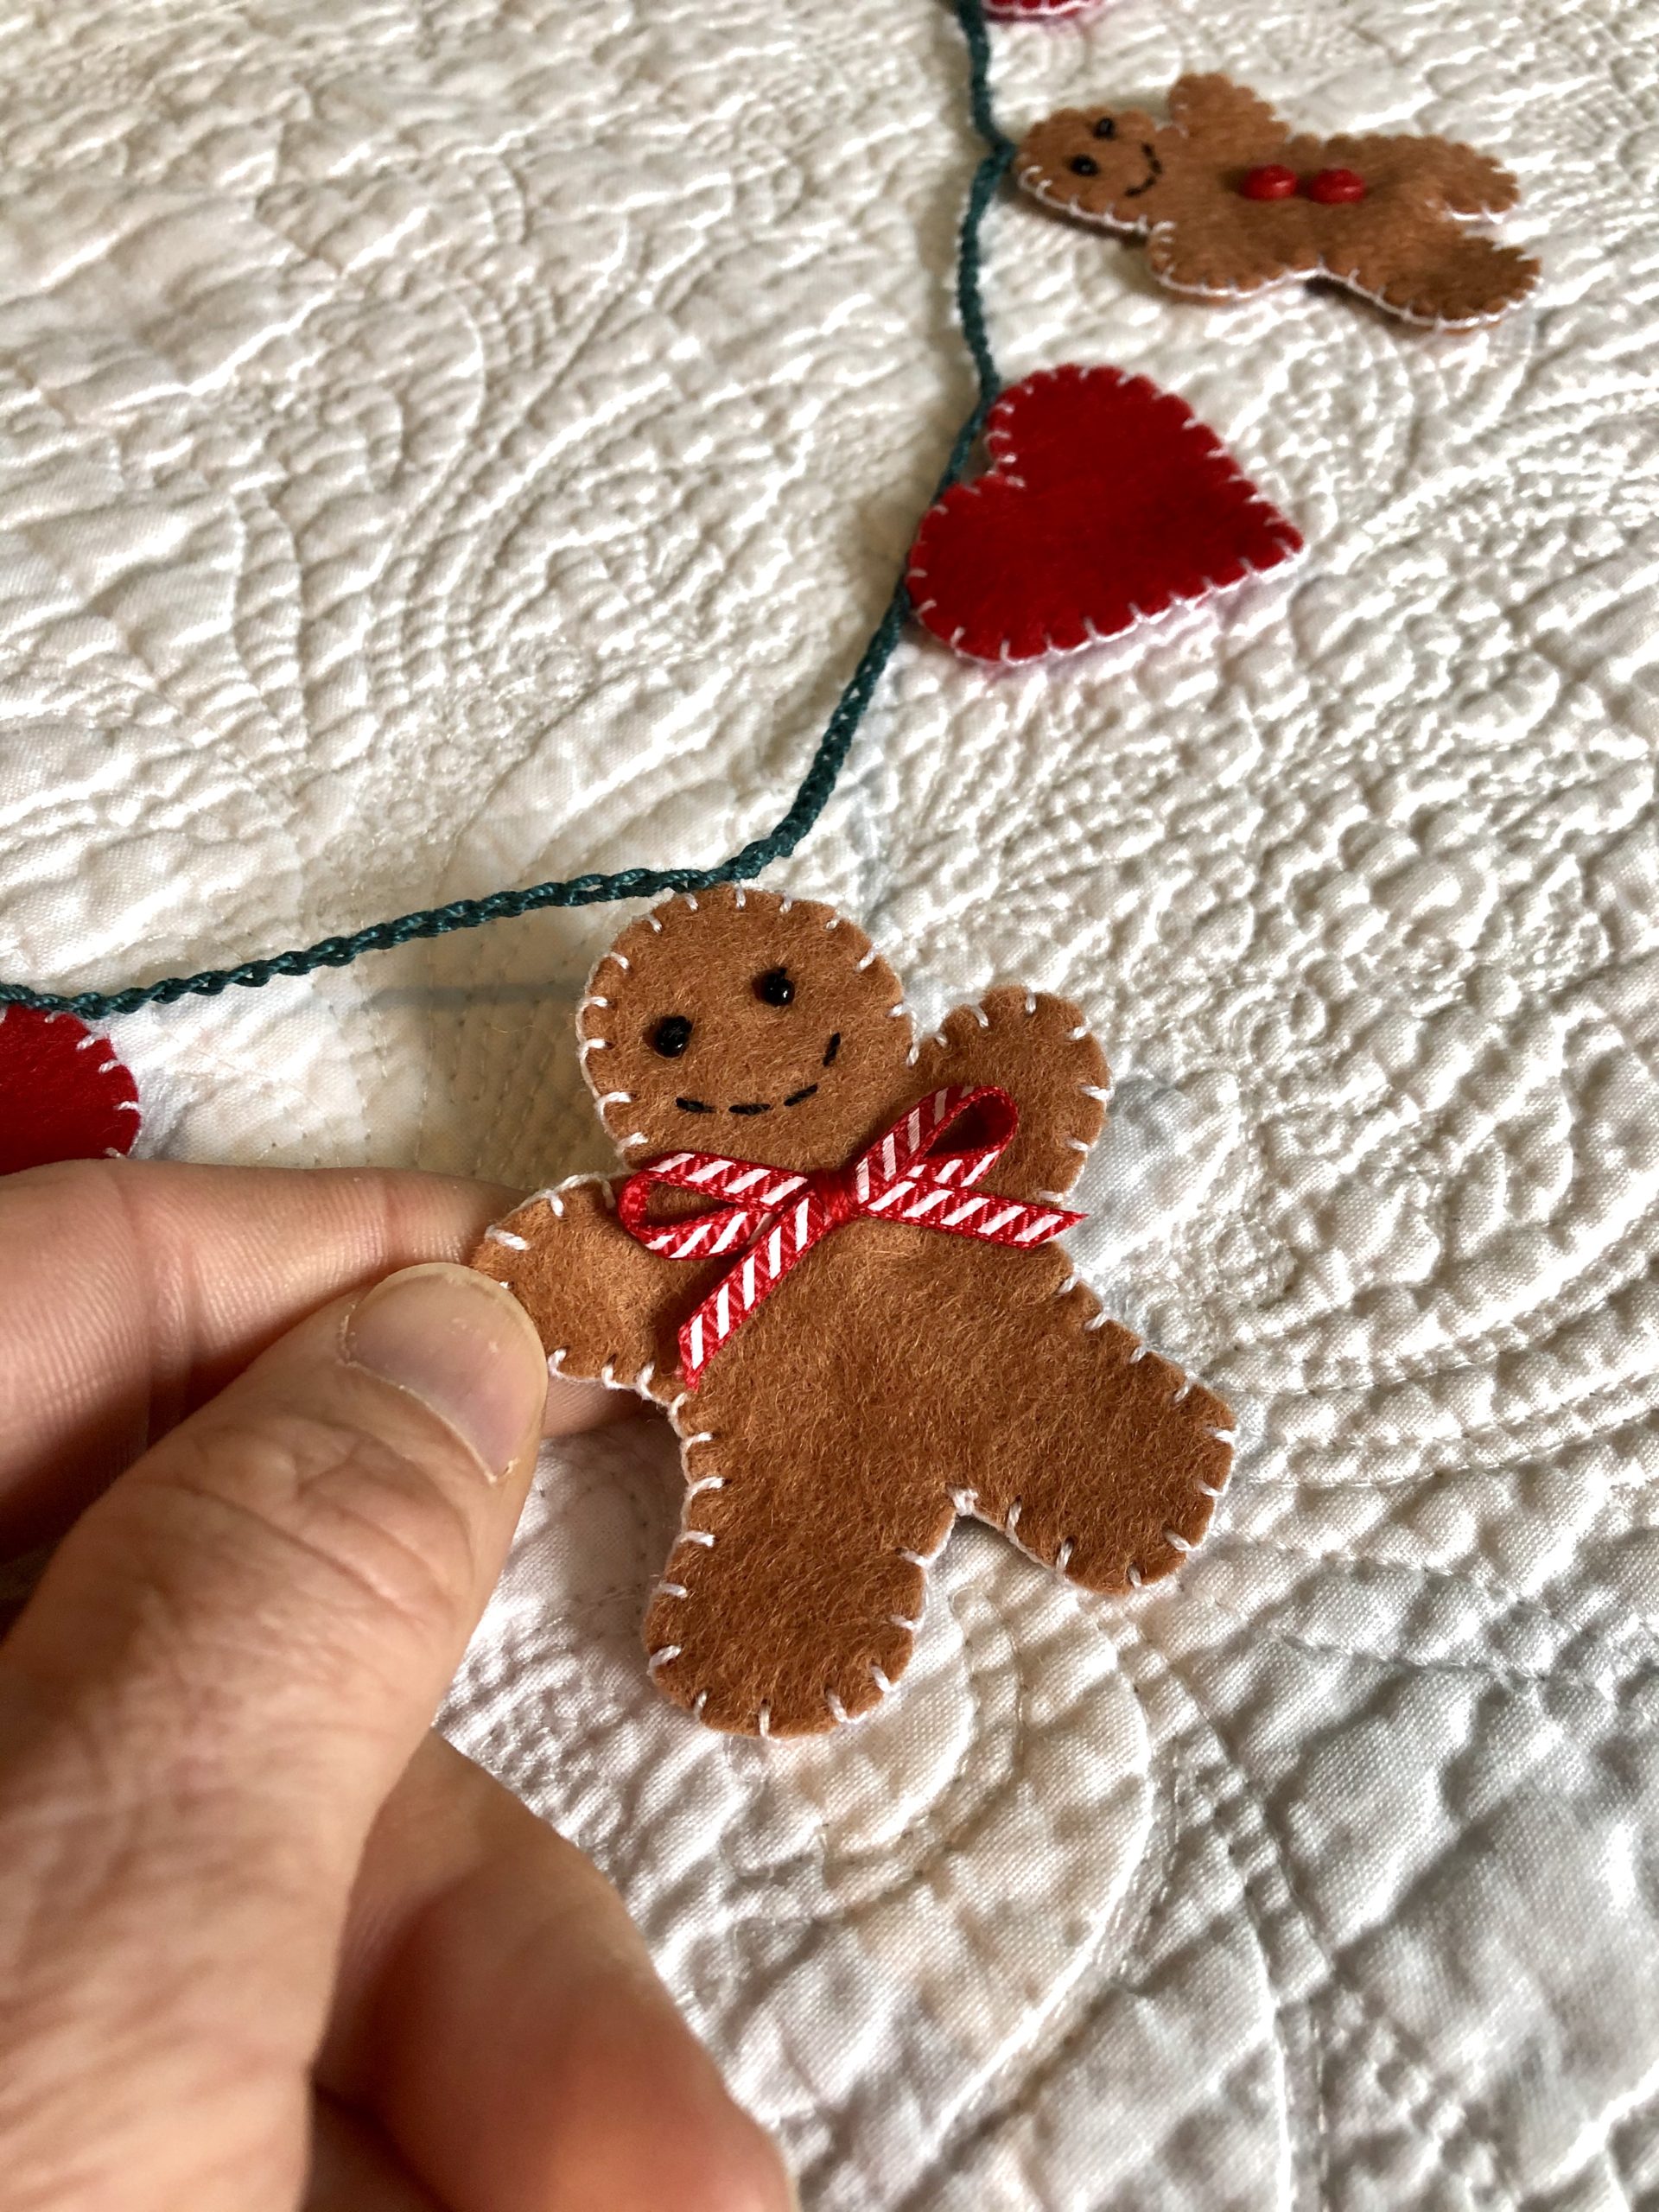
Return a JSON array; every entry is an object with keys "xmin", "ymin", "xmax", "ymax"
[
  {"xmin": 0, "ymin": 1007, "xmax": 142, "ymax": 1173},
  {"xmin": 907, "ymin": 364, "xmax": 1301, "ymax": 664}
]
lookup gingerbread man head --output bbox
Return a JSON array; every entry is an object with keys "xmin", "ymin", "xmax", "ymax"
[
  {"xmin": 474, "ymin": 885, "xmax": 1234, "ymax": 1737},
  {"xmin": 1017, "ymin": 104, "xmax": 1174, "ymax": 232},
  {"xmin": 576, "ymin": 887, "xmax": 912, "ymax": 1174}
]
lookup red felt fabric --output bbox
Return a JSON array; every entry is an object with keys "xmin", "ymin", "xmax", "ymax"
[
  {"xmin": 0, "ymin": 1007, "xmax": 141, "ymax": 1173},
  {"xmin": 985, "ymin": 0, "xmax": 1105, "ymax": 16},
  {"xmin": 906, "ymin": 363, "xmax": 1302, "ymax": 664}
]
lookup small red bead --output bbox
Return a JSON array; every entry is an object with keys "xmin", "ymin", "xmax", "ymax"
[
  {"xmin": 1305, "ymin": 167, "xmax": 1367, "ymax": 204},
  {"xmin": 1241, "ymin": 164, "xmax": 1298, "ymax": 200}
]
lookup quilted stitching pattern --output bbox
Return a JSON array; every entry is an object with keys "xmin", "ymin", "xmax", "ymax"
[{"xmin": 3, "ymin": 0, "xmax": 1658, "ymax": 2203}]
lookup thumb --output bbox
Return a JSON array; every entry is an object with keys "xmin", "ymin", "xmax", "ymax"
[{"xmin": 0, "ymin": 1263, "xmax": 549, "ymax": 2190}]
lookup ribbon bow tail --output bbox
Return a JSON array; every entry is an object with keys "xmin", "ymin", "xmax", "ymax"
[
  {"xmin": 850, "ymin": 1084, "xmax": 1086, "ymax": 1249},
  {"xmin": 677, "ymin": 1182, "xmax": 836, "ymax": 1385},
  {"xmin": 616, "ymin": 1151, "xmax": 826, "ymax": 1388}
]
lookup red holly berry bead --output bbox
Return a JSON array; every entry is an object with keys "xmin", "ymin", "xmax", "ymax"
[
  {"xmin": 1305, "ymin": 167, "xmax": 1366, "ymax": 204},
  {"xmin": 1241, "ymin": 164, "xmax": 1298, "ymax": 200}
]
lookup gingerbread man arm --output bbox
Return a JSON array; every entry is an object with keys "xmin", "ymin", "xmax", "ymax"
[
  {"xmin": 908, "ymin": 988, "xmax": 1109, "ymax": 1203},
  {"xmin": 1167, "ymin": 73, "xmax": 1289, "ymax": 162},
  {"xmin": 470, "ymin": 1178, "xmax": 708, "ymax": 1399},
  {"xmin": 1147, "ymin": 219, "xmax": 1314, "ymax": 300}
]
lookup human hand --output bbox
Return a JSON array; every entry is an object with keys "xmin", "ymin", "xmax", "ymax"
[{"xmin": 0, "ymin": 1160, "xmax": 794, "ymax": 2212}]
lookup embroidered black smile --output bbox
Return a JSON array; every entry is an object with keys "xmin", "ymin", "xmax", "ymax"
[
  {"xmin": 1122, "ymin": 144, "xmax": 1162, "ymax": 197},
  {"xmin": 675, "ymin": 1032, "xmax": 842, "ymax": 1116}
]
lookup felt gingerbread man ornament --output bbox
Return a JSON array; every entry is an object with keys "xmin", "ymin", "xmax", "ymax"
[
  {"xmin": 472, "ymin": 887, "xmax": 1234, "ymax": 1738},
  {"xmin": 1016, "ymin": 73, "xmax": 1539, "ymax": 327}
]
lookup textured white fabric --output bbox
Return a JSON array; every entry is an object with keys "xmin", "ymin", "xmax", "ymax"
[{"xmin": 4, "ymin": 0, "xmax": 1659, "ymax": 2202}]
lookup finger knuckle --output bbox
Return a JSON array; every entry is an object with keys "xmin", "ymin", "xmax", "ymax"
[{"xmin": 140, "ymin": 1407, "xmax": 483, "ymax": 1656}]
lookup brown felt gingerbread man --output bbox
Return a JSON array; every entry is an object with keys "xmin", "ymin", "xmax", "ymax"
[
  {"xmin": 1016, "ymin": 73, "xmax": 1539, "ymax": 327},
  {"xmin": 471, "ymin": 886, "xmax": 1233, "ymax": 1737}
]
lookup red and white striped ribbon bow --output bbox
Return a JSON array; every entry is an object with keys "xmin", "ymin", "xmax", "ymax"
[{"xmin": 617, "ymin": 1084, "xmax": 1084, "ymax": 1389}]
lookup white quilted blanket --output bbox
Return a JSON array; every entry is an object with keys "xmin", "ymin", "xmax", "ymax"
[{"xmin": 5, "ymin": 0, "xmax": 1659, "ymax": 2202}]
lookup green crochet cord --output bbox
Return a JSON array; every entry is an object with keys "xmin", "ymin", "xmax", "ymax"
[{"xmin": 0, "ymin": 0, "xmax": 1014, "ymax": 1022}]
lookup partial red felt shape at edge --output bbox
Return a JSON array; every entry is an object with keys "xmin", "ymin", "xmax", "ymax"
[
  {"xmin": 906, "ymin": 364, "xmax": 1302, "ymax": 664},
  {"xmin": 986, "ymin": 0, "xmax": 1107, "ymax": 16},
  {"xmin": 0, "ymin": 1007, "xmax": 141, "ymax": 1173}
]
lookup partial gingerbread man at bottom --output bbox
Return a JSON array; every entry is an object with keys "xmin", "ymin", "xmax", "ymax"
[{"xmin": 472, "ymin": 887, "xmax": 1233, "ymax": 1736}]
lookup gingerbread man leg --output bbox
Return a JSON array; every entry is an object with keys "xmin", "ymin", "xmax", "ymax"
[
  {"xmin": 1419, "ymin": 141, "xmax": 1522, "ymax": 217},
  {"xmin": 1319, "ymin": 133, "xmax": 1521, "ymax": 218},
  {"xmin": 938, "ymin": 1245, "xmax": 1234, "ymax": 1593},
  {"xmin": 642, "ymin": 1421, "xmax": 954, "ymax": 1735},
  {"xmin": 1331, "ymin": 232, "xmax": 1540, "ymax": 325}
]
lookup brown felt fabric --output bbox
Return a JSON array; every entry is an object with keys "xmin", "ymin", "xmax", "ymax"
[
  {"xmin": 575, "ymin": 887, "xmax": 909, "ymax": 1173},
  {"xmin": 1016, "ymin": 73, "xmax": 1539, "ymax": 327},
  {"xmin": 471, "ymin": 886, "xmax": 1234, "ymax": 1738}
]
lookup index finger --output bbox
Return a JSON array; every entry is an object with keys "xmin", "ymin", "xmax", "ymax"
[{"xmin": 0, "ymin": 1160, "xmax": 617, "ymax": 1555}]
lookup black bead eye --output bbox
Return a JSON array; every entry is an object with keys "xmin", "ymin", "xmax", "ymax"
[
  {"xmin": 754, "ymin": 966, "xmax": 795, "ymax": 1007},
  {"xmin": 1069, "ymin": 154, "xmax": 1100, "ymax": 176},
  {"xmin": 650, "ymin": 1014, "xmax": 692, "ymax": 1058},
  {"xmin": 1093, "ymin": 116, "xmax": 1116, "ymax": 139}
]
